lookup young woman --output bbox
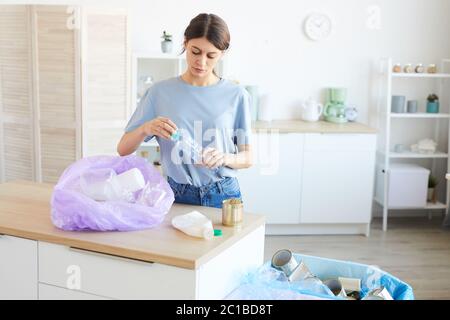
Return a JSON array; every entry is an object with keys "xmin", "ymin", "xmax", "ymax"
[{"xmin": 117, "ymin": 13, "xmax": 252, "ymax": 208}]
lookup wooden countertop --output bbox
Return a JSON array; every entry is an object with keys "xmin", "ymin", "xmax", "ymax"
[
  {"xmin": 252, "ymin": 120, "xmax": 377, "ymax": 134},
  {"xmin": 0, "ymin": 180, "xmax": 265, "ymax": 270},
  {"xmin": 140, "ymin": 120, "xmax": 377, "ymax": 147}
]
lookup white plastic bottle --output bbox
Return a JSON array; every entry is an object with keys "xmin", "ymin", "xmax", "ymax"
[
  {"xmin": 171, "ymin": 211, "xmax": 214, "ymax": 240},
  {"xmin": 115, "ymin": 168, "xmax": 146, "ymax": 193},
  {"xmin": 171, "ymin": 131, "xmax": 220, "ymax": 173},
  {"xmin": 171, "ymin": 131, "xmax": 203, "ymax": 163},
  {"xmin": 81, "ymin": 168, "xmax": 146, "ymax": 202}
]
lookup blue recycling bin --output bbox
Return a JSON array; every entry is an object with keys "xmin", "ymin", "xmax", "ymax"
[{"xmin": 226, "ymin": 253, "xmax": 414, "ymax": 300}]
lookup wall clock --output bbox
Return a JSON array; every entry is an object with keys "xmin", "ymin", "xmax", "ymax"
[{"xmin": 304, "ymin": 13, "xmax": 332, "ymax": 41}]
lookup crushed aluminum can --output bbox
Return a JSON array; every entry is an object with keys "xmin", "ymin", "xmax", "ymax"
[
  {"xmin": 323, "ymin": 279, "xmax": 347, "ymax": 298},
  {"xmin": 362, "ymin": 286, "xmax": 393, "ymax": 300}
]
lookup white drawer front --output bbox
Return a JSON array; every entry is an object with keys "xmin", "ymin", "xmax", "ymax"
[
  {"xmin": 0, "ymin": 235, "xmax": 38, "ymax": 300},
  {"xmin": 304, "ymin": 133, "xmax": 376, "ymax": 151},
  {"xmin": 39, "ymin": 283, "xmax": 110, "ymax": 300},
  {"xmin": 38, "ymin": 241, "xmax": 195, "ymax": 299}
]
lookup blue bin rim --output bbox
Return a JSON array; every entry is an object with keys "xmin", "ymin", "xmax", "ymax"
[{"xmin": 253, "ymin": 252, "xmax": 415, "ymax": 300}]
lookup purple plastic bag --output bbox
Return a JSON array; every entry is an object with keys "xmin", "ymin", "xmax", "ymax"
[{"xmin": 51, "ymin": 155, "xmax": 175, "ymax": 231}]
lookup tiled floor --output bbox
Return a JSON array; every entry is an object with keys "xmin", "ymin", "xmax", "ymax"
[{"xmin": 264, "ymin": 217, "xmax": 450, "ymax": 300}]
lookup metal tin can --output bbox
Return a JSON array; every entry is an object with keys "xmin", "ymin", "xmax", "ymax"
[
  {"xmin": 271, "ymin": 249, "xmax": 298, "ymax": 277},
  {"xmin": 222, "ymin": 198, "xmax": 243, "ymax": 226},
  {"xmin": 287, "ymin": 260, "xmax": 314, "ymax": 282}
]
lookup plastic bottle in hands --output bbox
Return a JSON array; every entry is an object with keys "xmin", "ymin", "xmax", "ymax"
[
  {"xmin": 170, "ymin": 131, "xmax": 202, "ymax": 164},
  {"xmin": 171, "ymin": 131, "xmax": 220, "ymax": 173}
]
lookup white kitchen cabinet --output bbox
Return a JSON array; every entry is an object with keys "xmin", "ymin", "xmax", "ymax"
[
  {"xmin": 300, "ymin": 133, "xmax": 376, "ymax": 224},
  {"xmin": 0, "ymin": 235, "xmax": 38, "ymax": 299},
  {"xmin": 238, "ymin": 133, "xmax": 304, "ymax": 224},
  {"xmin": 38, "ymin": 241, "xmax": 196, "ymax": 300},
  {"xmin": 38, "ymin": 225, "xmax": 264, "ymax": 299},
  {"xmin": 238, "ymin": 128, "xmax": 376, "ymax": 235},
  {"xmin": 0, "ymin": 5, "xmax": 130, "ymax": 184}
]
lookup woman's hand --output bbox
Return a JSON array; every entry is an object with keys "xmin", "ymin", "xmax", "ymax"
[
  {"xmin": 140, "ymin": 117, "xmax": 177, "ymax": 140},
  {"xmin": 201, "ymin": 147, "xmax": 227, "ymax": 169},
  {"xmin": 200, "ymin": 145, "xmax": 252, "ymax": 170}
]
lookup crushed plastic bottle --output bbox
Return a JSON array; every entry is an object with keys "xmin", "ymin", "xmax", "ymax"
[
  {"xmin": 171, "ymin": 131, "xmax": 220, "ymax": 174},
  {"xmin": 171, "ymin": 131, "xmax": 203, "ymax": 164},
  {"xmin": 136, "ymin": 181, "xmax": 167, "ymax": 207},
  {"xmin": 80, "ymin": 168, "xmax": 121, "ymax": 201},
  {"xmin": 80, "ymin": 167, "xmax": 146, "ymax": 203}
]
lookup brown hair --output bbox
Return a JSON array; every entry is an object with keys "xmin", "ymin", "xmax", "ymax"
[{"xmin": 181, "ymin": 13, "xmax": 230, "ymax": 53}]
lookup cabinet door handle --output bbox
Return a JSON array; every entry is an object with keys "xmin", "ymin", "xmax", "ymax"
[{"xmin": 69, "ymin": 246, "xmax": 154, "ymax": 266}]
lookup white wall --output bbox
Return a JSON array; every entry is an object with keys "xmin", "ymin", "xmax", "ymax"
[
  {"xmin": 129, "ymin": 0, "xmax": 450, "ymax": 122},
  {"xmin": 5, "ymin": 0, "xmax": 450, "ymax": 123}
]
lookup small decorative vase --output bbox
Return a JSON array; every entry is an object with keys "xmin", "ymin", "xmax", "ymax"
[
  {"xmin": 426, "ymin": 101, "xmax": 439, "ymax": 113},
  {"xmin": 161, "ymin": 41, "xmax": 173, "ymax": 53}
]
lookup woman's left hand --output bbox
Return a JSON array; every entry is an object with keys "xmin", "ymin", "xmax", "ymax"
[{"xmin": 201, "ymin": 147, "xmax": 227, "ymax": 169}]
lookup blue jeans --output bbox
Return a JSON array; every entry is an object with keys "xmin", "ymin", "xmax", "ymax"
[{"xmin": 167, "ymin": 176, "xmax": 242, "ymax": 208}]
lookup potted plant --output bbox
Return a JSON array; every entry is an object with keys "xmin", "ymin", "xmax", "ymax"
[
  {"xmin": 428, "ymin": 175, "xmax": 438, "ymax": 203},
  {"xmin": 426, "ymin": 93, "xmax": 439, "ymax": 113},
  {"xmin": 161, "ymin": 31, "xmax": 173, "ymax": 53}
]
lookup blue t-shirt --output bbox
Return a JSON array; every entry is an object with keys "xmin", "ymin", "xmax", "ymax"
[{"xmin": 124, "ymin": 76, "xmax": 252, "ymax": 187}]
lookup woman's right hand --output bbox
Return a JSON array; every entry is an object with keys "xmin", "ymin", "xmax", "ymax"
[{"xmin": 140, "ymin": 117, "xmax": 177, "ymax": 140}]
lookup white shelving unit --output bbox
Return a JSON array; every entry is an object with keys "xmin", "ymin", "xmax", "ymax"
[
  {"xmin": 390, "ymin": 113, "xmax": 450, "ymax": 118},
  {"xmin": 375, "ymin": 58, "xmax": 450, "ymax": 231},
  {"xmin": 392, "ymin": 73, "xmax": 450, "ymax": 79}
]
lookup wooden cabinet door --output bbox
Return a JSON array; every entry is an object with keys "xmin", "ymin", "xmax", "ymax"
[
  {"xmin": 33, "ymin": 5, "xmax": 80, "ymax": 183},
  {"xmin": 1, "ymin": 5, "xmax": 129, "ymax": 183},
  {"xmin": 0, "ymin": 5, "xmax": 34, "ymax": 182},
  {"xmin": 238, "ymin": 133, "xmax": 304, "ymax": 224},
  {"xmin": 0, "ymin": 235, "xmax": 38, "ymax": 299},
  {"xmin": 81, "ymin": 7, "xmax": 130, "ymax": 157}
]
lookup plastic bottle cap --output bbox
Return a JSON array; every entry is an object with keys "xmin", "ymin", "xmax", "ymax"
[
  {"xmin": 214, "ymin": 229, "xmax": 222, "ymax": 237},
  {"xmin": 171, "ymin": 131, "xmax": 180, "ymax": 141}
]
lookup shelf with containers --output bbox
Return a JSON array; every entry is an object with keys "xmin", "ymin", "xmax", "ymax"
[
  {"xmin": 374, "ymin": 58, "xmax": 450, "ymax": 231},
  {"xmin": 130, "ymin": 52, "xmax": 226, "ymax": 171}
]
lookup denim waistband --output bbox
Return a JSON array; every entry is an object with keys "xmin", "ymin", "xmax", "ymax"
[{"xmin": 168, "ymin": 176, "xmax": 230, "ymax": 195}]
